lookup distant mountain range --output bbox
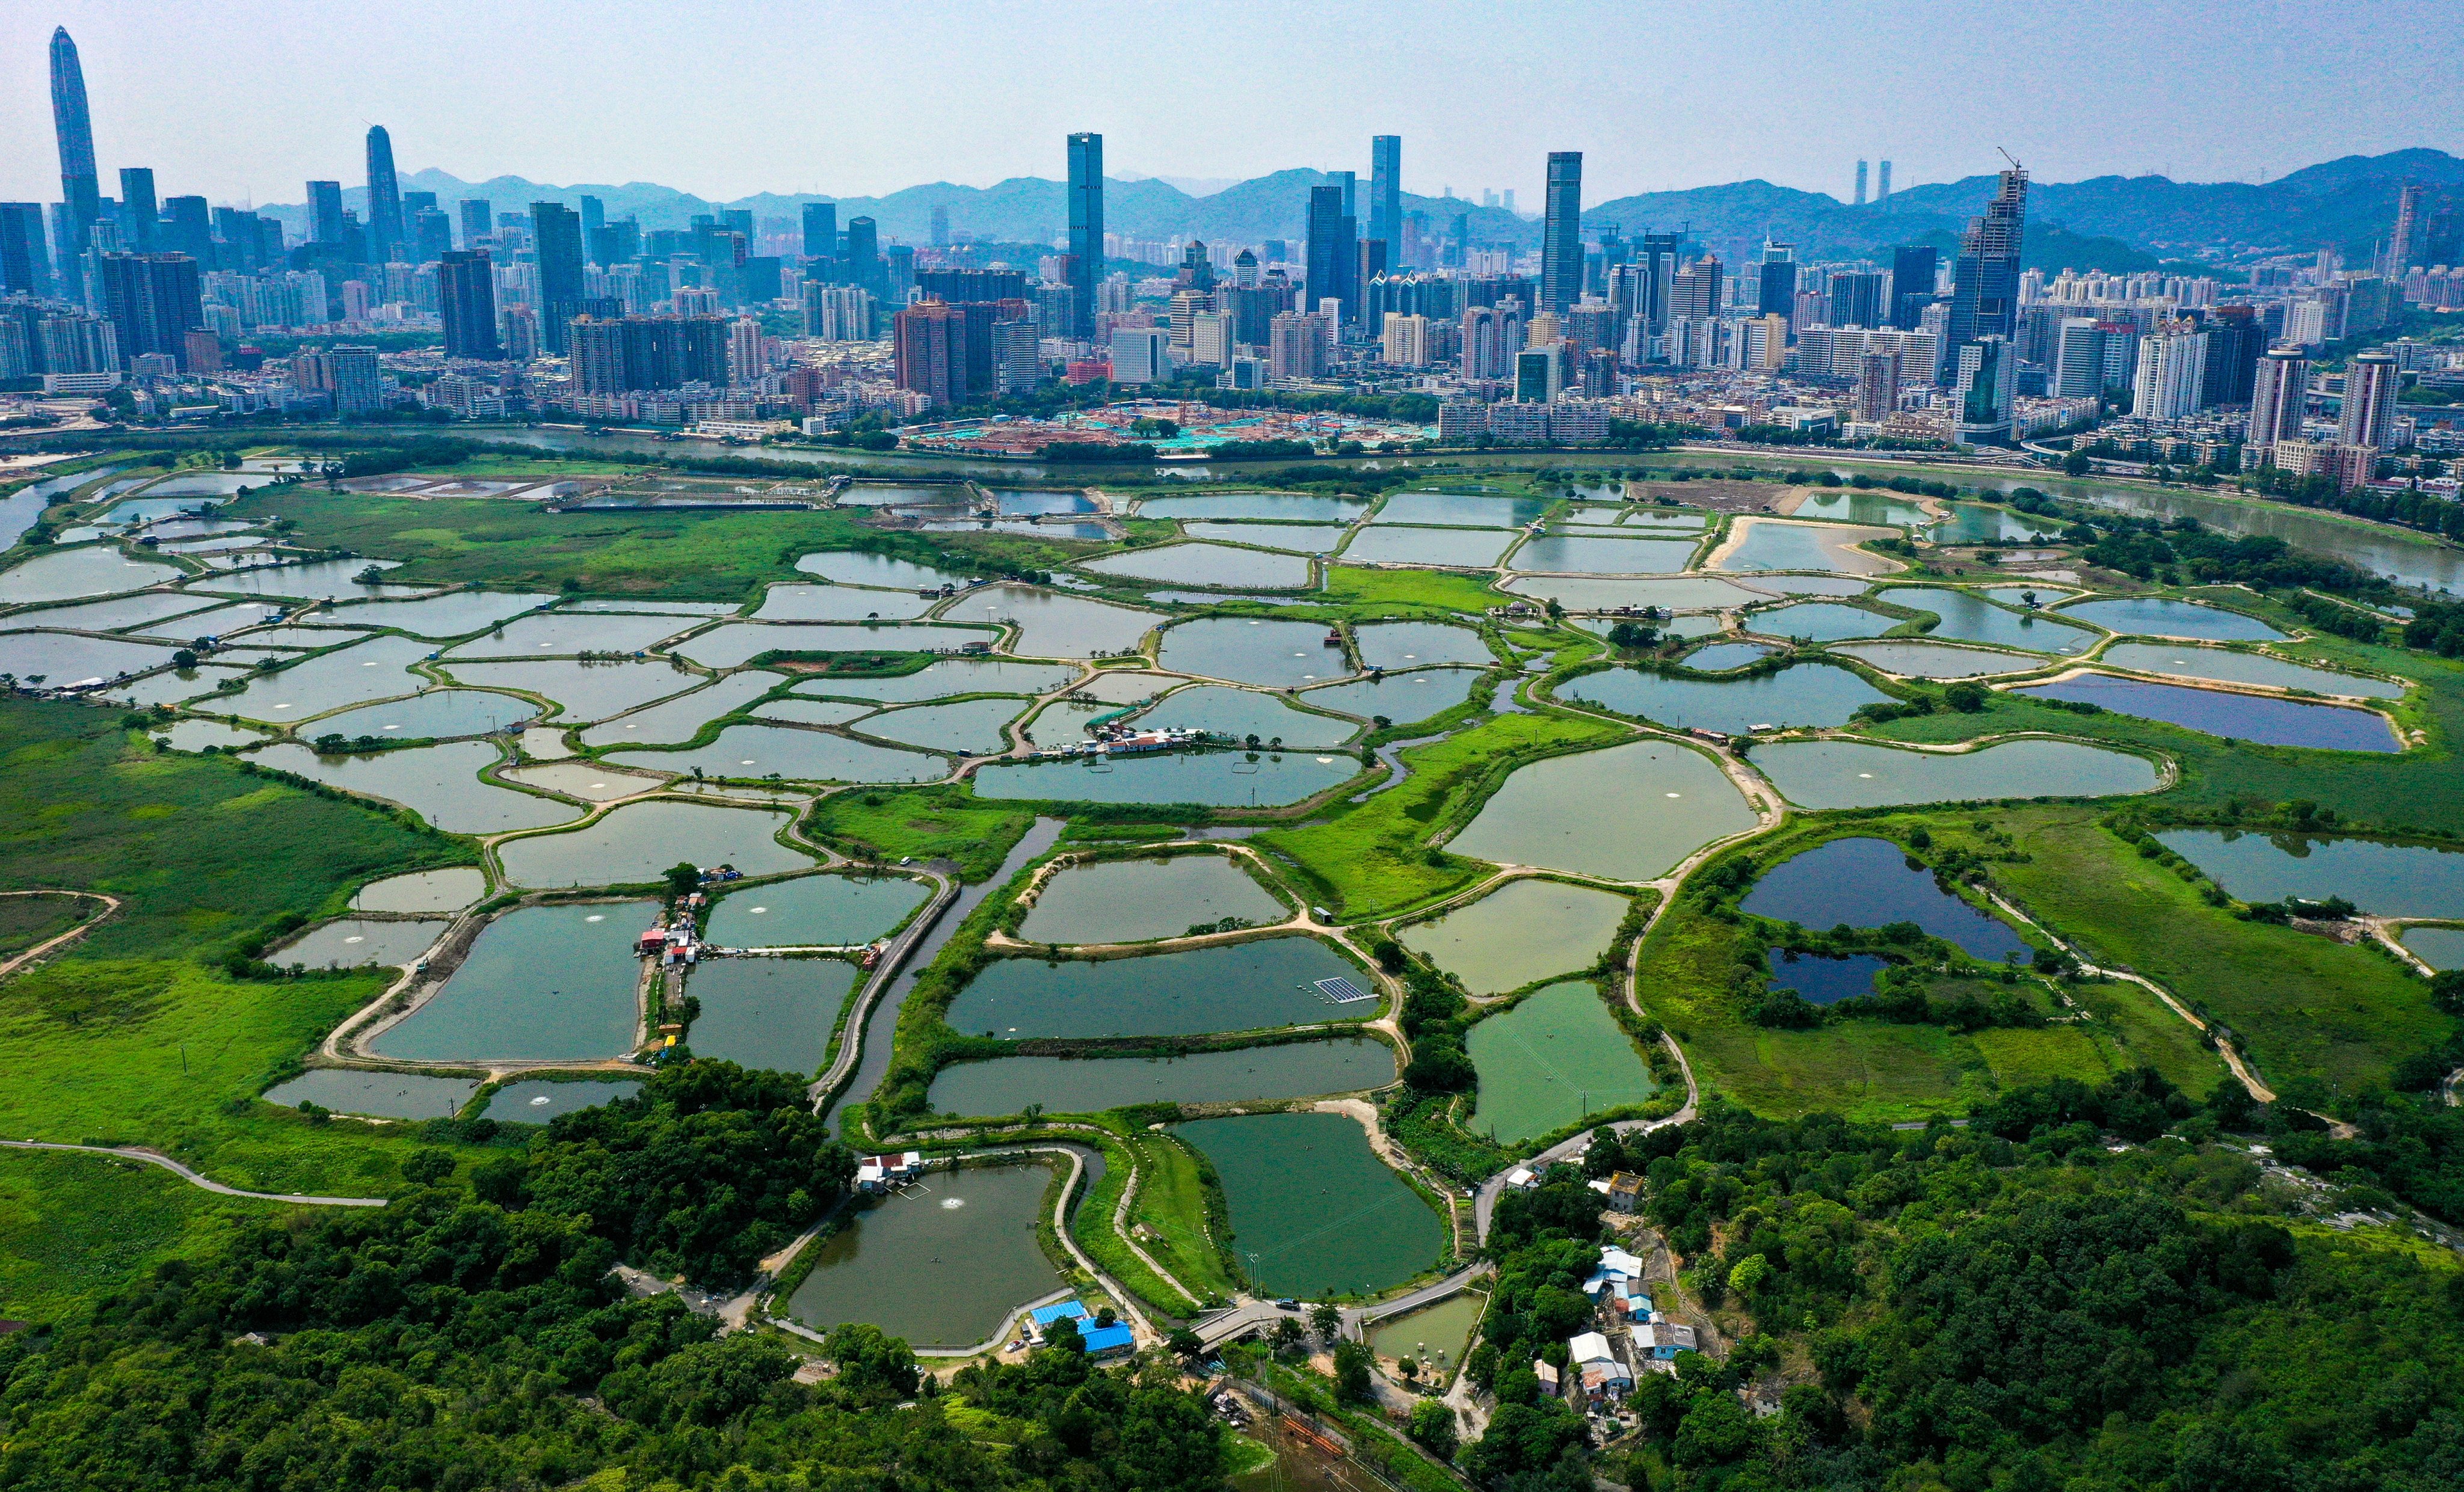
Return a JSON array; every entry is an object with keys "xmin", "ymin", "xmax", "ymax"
[{"xmin": 261, "ymin": 149, "xmax": 2462, "ymax": 274}]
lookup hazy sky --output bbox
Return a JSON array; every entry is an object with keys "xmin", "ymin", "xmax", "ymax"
[{"xmin": 6, "ymin": 0, "xmax": 2460, "ymax": 210}]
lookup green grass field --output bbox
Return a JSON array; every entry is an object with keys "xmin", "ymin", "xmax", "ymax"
[
  {"xmin": 0, "ymin": 702, "xmax": 481, "ymax": 1199},
  {"xmin": 1319, "ymin": 566, "xmax": 1510, "ymax": 616},
  {"xmin": 1636, "ymin": 811, "xmax": 2232, "ymax": 1122},
  {"xmin": 1256, "ymin": 710, "xmax": 1625, "ymax": 919},
  {"xmin": 801, "ymin": 785, "xmax": 1037, "ymax": 882},
  {"xmin": 0, "ymin": 1148, "xmax": 292, "ymax": 1322},
  {"xmin": 1989, "ymin": 805, "xmax": 2451, "ymax": 1105},
  {"xmin": 0, "ymin": 894, "xmax": 92, "ymax": 961},
  {"xmin": 1123, "ymin": 1131, "xmax": 1239, "ymax": 1301}
]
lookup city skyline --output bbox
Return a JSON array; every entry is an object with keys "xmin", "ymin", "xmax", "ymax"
[{"xmin": 4, "ymin": 2, "xmax": 2460, "ymax": 210}]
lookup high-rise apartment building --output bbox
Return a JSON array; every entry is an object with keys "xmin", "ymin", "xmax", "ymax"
[
  {"xmin": 994, "ymin": 318, "xmax": 1043, "ymax": 392},
  {"xmin": 1539, "ymin": 152, "xmax": 1583, "ymax": 314},
  {"xmin": 1668, "ymin": 257, "xmax": 1722, "ymax": 322},
  {"xmin": 1110, "ymin": 326, "xmax": 1169, "ymax": 385},
  {"xmin": 531, "ymin": 201, "xmax": 585, "ymax": 354},
  {"xmin": 1381, "ymin": 313, "xmax": 1430, "ymax": 367},
  {"xmin": 1067, "ymin": 133, "xmax": 1103, "ymax": 338},
  {"xmin": 1269, "ymin": 310, "xmax": 1327, "ymax": 379},
  {"xmin": 2247, "ymin": 348, "xmax": 2309, "ymax": 453},
  {"xmin": 438, "ymin": 250, "xmax": 500, "ymax": 360},
  {"xmin": 1827, "ymin": 269, "xmax": 1885, "ymax": 329},
  {"xmin": 94, "ymin": 253, "xmax": 202, "ymax": 367},
  {"xmin": 2386, "ymin": 185, "xmax": 2425, "ymax": 277},
  {"xmin": 1951, "ymin": 335, "xmax": 2015, "ymax": 443},
  {"xmin": 1369, "ymin": 136, "xmax": 1402, "ymax": 263},
  {"xmin": 50, "ymin": 28, "xmax": 101, "ymax": 298},
  {"xmin": 2197, "ymin": 304, "xmax": 2265, "ymax": 407},
  {"xmin": 1948, "ymin": 167, "xmax": 2027, "ymax": 351},
  {"xmin": 1853, "ymin": 347, "xmax": 1902, "ymax": 423},
  {"xmin": 2131, "ymin": 325, "xmax": 2210, "ymax": 420},
  {"xmin": 2340, "ymin": 351, "xmax": 2400, "ymax": 450},
  {"xmin": 894, "ymin": 299, "xmax": 964, "ymax": 407},
  {"xmin": 365, "ymin": 126, "xmax": 405, "ymax": 260}
]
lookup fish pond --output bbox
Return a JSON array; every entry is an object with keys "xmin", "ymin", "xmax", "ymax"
[
  {"xmin": 795, "ymin": 658, "xmax": 1077, "ymax": 703},
  {"xmin": 353, "ymin": 867, "xmax": 486, "ymax": 913},
  {"xmin": 206, "ymin": 637, "xmax": 442, "ymax": 721},
  {"xmin": 315, "ymin": 591, "xmax": 556, "ymax": 637},
  {"xmin": 785, "ymin": 1160, "xmax": 1064, "ymax": 1348},
  {"xmin": 262, "ymin": 1069, "xmax": 478, "ymax": 1120},
  {"xmin": 1135, "ymin": 492, "xmax": 1367, "ymax": 523},
  {"xmin": 369, "ymin": 901, "xmax": 651, "ymax": 1061},
  {"xmin": 1829, "ymin": 640, "xmax": 2043, "ymax": 678},
  {"xmin": 2096, "ymin": 643, "xmax": 2401, "ymax": 699},
  {"xmin": 1509, "ymin": 536, "xmax": 1698, "ymax": 574},
  {"xmin": 496, "ymin": 801, "xmax": 808, "ymax": 888},
  {"xmin": 443, "ymin": 610, "xmax": 690, "ymax": 658},
  {"xmin": 1871, "ymin": 588, "xmax": 2094, "ymax": 654},
  {"xmin": 304, "ymin": 690, "xmax": 538, "ymax": 740},
  {"xmin": 1715, "ymin": 520, "xmax": 1899, "ymax": 576},
  {"xmin": 1177, "ymin": 1111, "xmax": 1446, "ymax": 1299},
  {"xmin": 982, "ymin": 587, "xmax": 1160, "ymax": 658},
  {"xmin": 1745, "ymin": 603, "xmax": 1894, "ymax": 642},
  {"xmin": 578, "ymin": 671, "xmax": 786, "ymax": 746},
  {"xmin": 0, "ymin": 631, "xmax": 177, "ymax": 683},
  {"xmin": 1129, "ymin": 684, "xmax": 1357, "ymax": 749},
  {"xmin": 748, "ymin": 585, "xmax": 937, "ymax": 622},
  {"xmin": 1742, "ymin": 837, "xmax": 2029, "ymax": 959},
  {"xmin": 2154, "ymin": 829, "xmax": 2464, "ymax": 919},
  {"xmin": 852, "ymin": 698, "xmax": 1027, "ymax": 754},
  {"xmin": 1159, "ymin": 617, "xmax": 1352, "ymax": 687},
  {"xmin": 1354, "ymin": 622, "xmax": 1492, "ymax": 670},
  {"xmin": 1370, "ymin": 1292, "xmax": 1485, "ymax": 1378},
  {"xmin": 944, "ymin": 936, "xmax": 1364, "ymax": 1039},
  {"xmin": 927, "ymin": 1039, "xmax": 1397, "ymax": 1117},
  {"xmin": 1788, "ymin": 491, "xmax": 1937, "ymax": 527},
  {"xmin": 1181, "ymin": 523, "xmax": 1354, "ymax": 553},
  {"xmin": 705, "ymin": 873, "xmax": 930, "ymax": 947},
  {"xmin": 1752, "ymin": 739, "xmax": 2160, "ymax": 809},
  {"xmin": 1079, "ymin": 542, "xmax": 1314, "ymax": 590},
  {"xmin": 1400, "ymin": 879, "xmax": 1628, "ymax": 996},
  {"xmin": 1020, "ymin": 853, "xmax": 1286, "ymax": 945},
  {"xmin": 609, "ymin": 723, "xmax": 948, "ymax": 782},
  {"xmin": 252, "ymin": 741, "xmax": 583, "ymax": 835},
  {"xmin": 2015, "ymin": 675, "xmax": 2399, "ymax": 752},
  {"xmin": 2401, "ymin": 928, "xmax": 2464, "ymax": 971},
  {"xmin": 795, "ymin": 551, "xmax": 976, "ymax": 589},
  {"xmin": 1764, "ymin": 950, "xmax": 1895, "ymax": 1004},
  {"xmin": 0, "ymin": 547, "xmax": 184, "ymax": 604},
  {"xmin": 444, "ymin": 658, "xmax": 704, "ymax": 721},
  {"xmin": 676, "ymin": 622, "xmax": 995, "ymax": 669},
  {"xmin": 1450, "ymin": 738, "xmax": 1758, "ymax": 882},
  {"xmin": 1464, "ymin": 981, "xmax": 1658, "ymax": 1143},
  {"xmin": 681, "ymin": 957, "xmax": 858, "ymax": 1077},
  {"xmin": 268, "ymin": 917, "xmax": 453, "ymax": 969},
  {"xmin": 1558, "ymin": 663, "xmax": 1889, "ymax": 734},
  {"xmin": 972, "ymin": 748, "xmax": 1359, "ymax": 806},
  {"xmin": 1684, "ymin": 642, "xmax": 1774, "ymax": 672},
  {"xmin": 485, "ymin": 1078, "xmax": 642, "ymax": 1122},
  {"xmin": 2055, "ymin": 597, "xmax": 2285, "ymax": 641},
  {"xmin": 1339, "ymin": 527, "xmax": 1519, "ymax": 568},
  {"xmin": 1501, "ymin": 575, "xmax": 1766, "ymax": 612},
  {"xmin": 1374, "ymin": 493, "xmax": 1553, "ymax": 528},
  {"xmin": 1301, "ymin": 669, "xmax": 1484, "ymax": 725}
]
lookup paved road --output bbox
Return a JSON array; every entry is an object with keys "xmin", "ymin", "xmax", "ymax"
[{"xmin": 0, "ymin": 1140, "xmax": 388, "ymax": 1206}]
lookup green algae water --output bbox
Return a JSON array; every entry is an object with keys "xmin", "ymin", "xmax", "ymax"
[{"xmin": 1176, "ymin": 1111, "xmax": 1445, "ymax": 1299}]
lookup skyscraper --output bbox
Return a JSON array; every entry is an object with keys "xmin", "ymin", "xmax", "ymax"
[
  {"xmin": 161, "ymin": 196, "xmax": 211, "ymax": 261},
  {"xmin": 1370, "ymin": 136, "xmax": 1402, "ymax": 263},
  {"xmin": 1757, "ymin": 242, "xmax": 1797, "ymax": 327},
  {"xmin": 531, "ymin": 201, "xmax": 585, "ymax": 354},
  {"xmin": 2247, "ymin": 348, "xmax": 2308, "ymax": 453},
  {"xmin": 94, "ymin": 253, "xmax": 202, "ymax": 367},
  {"xmin": 458, "ymin": 199, "xmax": 491, "ymax": 250},
  {"xmin": 2340, "ymin": 351, "xmax": 2400, "ymax": 450},
  {"xmin": 1853, "ymin": 160, "xmax": 1868, "ymax": 206},
  {"xmin": 802, "ymin": 201, "xmax": 837, "ymax": 266},
  {"xmin": 365, "ymin": 126, "xmax": 405, "ymax": 260},
  {"xmin": 0, "ymin": 205, "xmax": 52, "ymax": 296},
  {"xmin": 2386, "ymin": 184, "xmax": 2424, "ymax": 277},
  {"xmin": 439, "ymin": 250, "xmax": 501, "ymax": 360},
  {"xmin": 1068, "ymin": 132, "xmax": 1104, "ymax": 338},
  {"xmin": 1889, "ymin": 245, "xmax": 1937, "ymax": 330},
  {"xmin": 307, "ymin": 182, "xmax": 346, "ymax": 247},
  {"xmin": 119, "ymin": 168, "xmax": 157, "ymax": 252},
  {"xmin": 1304, "ymin": 184, "xmax": 1356, "ymax": 328},
  {"xmin": 50, "ymin": 28, "xmax": 102, "ymax": 298},
  {"xmin": 1877, "ymin": 160, "xmax": 1893, "ymax": 199},
  {"xmin": 578, "ymin": 195, "xmax": 605, "ymax": 259},
  {"xmin": 1539, "ymin": 153, "xmax": 1583, "ymax": 314},
  {"xmin": 1948, "ymin": 166, "xmax": 2027, "ymax": 351},
  {"xmin": 843, "ymin": 216, "xmax": 881, "ymax": 295}
]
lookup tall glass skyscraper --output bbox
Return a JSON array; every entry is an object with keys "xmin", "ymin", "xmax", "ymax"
[
  {"xmin": 531, "ymin": 201, "xmax": 585, "ymax": 354},
  {"xmin": 1369, "ymin": 136, "xmax": 1402, "ymax": 259},
  {"xmin": 50, "ymin": 26, "xmax": 100, "ymax": 296},
  {"xmin": 366, "ymin": 126, "xmax": 405, "ymax": 262},
  {"xmin": 1540, "ymin": 152, "xmax": 1583, "ymax": 314},
  {"xmin": 1948, "ymin": 167, "xmax": 2027, "ymax": 351},
  {"xmin": 1067, "ymin": 132, "xmax": 1103, "ymax": 338},
  {"xmin": 1304, "ymin": 183, "xmax": 1357, "ymax": 327}
]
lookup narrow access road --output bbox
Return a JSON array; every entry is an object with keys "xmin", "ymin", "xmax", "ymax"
[
  {"xmin": 0, "ymin": 891, "xmax": 119, "ymax": 981},
  {"xmin": 0, "ymin": 1140, "xmax": 388, "ymax": 1206}
]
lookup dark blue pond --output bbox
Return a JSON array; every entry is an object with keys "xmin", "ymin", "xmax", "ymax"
[
  {"xmin": 1742, "ymin": 837, "xmax": 2031, "ymax": 960},
  {"xmin": 1764, "ymin": 950, "xmax": 1893, "ymax": 1004},
  {"xmin": 2013, "ymin": 674, "xmax": 2398, "ymax": 752}
]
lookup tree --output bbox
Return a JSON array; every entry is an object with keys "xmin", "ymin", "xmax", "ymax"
[
  {"xmin": 1310, "ymin": 1301, "xmax": 1343, "ymax": 1345},
  {"xmin": 1166, "ymin": 1327, "xmax": 1204, "ymax": 1358},
  {"xmin": 399, "ymin": 1149, "xmax": 456, "ymax": 1185},
  {"xmin": 664, "ymin": 861, "xmax": 703, "ymax": 897},
  {"xmin": 1408, "ymin": 1397, "xmax": 1459, "ymax": 1458},
  {"xmin": 2063, "ymin": 449, "xmax": 2093, "ymax": 477},
  {"xmin": 1272, "ymin": 1315, "xmax": 1306, "ymax": 1355},
  {"xmin": 1332, "ymin": 1340, "xmax": 1375, "ymax": 1404},
  {"xmin": 822, "ymin": 1322, "xmax": 920, "ymax": 1404},
  {"xmin": 1944, "ymin": 681, "xmax": 1988, "ymax": 713}
]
